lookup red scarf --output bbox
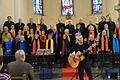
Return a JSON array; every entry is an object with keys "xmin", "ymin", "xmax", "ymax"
[{"xmin": 32, "ymin": 39, "xmax": 40, "ymax": 55}]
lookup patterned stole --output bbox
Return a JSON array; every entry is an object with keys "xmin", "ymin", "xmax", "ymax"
[
  {"xmin": 106, "ymin": 30, "xmax": 110, "ymax": 41},
  {"xmin": 101, "ymin": 36, "xmax": 108, "ymax": 51},
  {"xmin": 62, "ymin": 39, "xmax": 67, "ymax": 55},
  {"xmin": 10, "ymin": 29, "xmax": 16, "ymax": 37},
  {"xmin": 46, "ymin": 39, "xmax": 54, "ymax": 53},
  {"xmin": 32, "ymin": 39, "xmax": 40, "ymax": 55}
]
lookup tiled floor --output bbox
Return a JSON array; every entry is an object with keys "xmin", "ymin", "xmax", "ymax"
[{"xmin": 34, "ymin": 66, "xmax": 119, "ymax": 80}]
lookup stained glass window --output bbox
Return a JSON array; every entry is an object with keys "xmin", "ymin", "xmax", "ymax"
[
  {"xmin": 92, "ymin": 0, "xmax": 102, "ymax": 14},
  {"xmin": 61, "ymin": 0, "xmax": 74, "ymax": 16},
  {"xmin": 33, "ymin": 0, "xmax": 43, "ymax": 15}
]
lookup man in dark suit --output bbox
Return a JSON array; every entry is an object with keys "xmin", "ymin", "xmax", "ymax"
[
  {"xmin": 38, "ymin": 17, "xmax": 47, "ymax": 34},
  {"xmin": 15, "ymin": 19, "xmax": 25, "ymax": 32},
  {"xmin": 7, "ymin": 50, "xmax": 34, "ymax": 80},
  {"xmin": 3, "ymin": 16, "xmax": 14, "ymax": 30},
  {"xmin": 27, "ymin": 18, "xmax": 36, "ymax": 32},
  {"xmin": 56, "ymin": 18, "xmax": 65, "ymax": 33},
  {"xmin": 65, "ymin": 20, "xmax": 75, "ymax": 35},
  {"xmin": 98, "ymin": 16, "xmax": 106, "ymax": 33}
]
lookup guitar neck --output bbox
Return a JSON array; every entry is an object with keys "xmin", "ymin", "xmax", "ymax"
[{"xmin": 81, "ymin": 44, "xmax": 96, "ymax": 55}]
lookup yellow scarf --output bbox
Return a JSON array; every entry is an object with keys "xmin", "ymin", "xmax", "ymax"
[{"xmin": 46, "ymin": 39, "xmax": 54, "ymax": 54}]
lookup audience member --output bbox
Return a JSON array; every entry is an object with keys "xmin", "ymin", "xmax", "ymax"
[{"xmin": 7, "ymin": 50, "xmax": 34, "ymax": 80}]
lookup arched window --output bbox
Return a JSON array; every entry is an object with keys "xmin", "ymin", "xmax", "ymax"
[
  {"xmin": 92, "ymin": 0, "xmax": 102, "ymax": 14},
  {"xmin": 33, "ymin": 0, "xmax": 43, "ymax": 15},
  {"xmin": 61, "ymin": 0, "xmax": 74, "ymax": 16}
]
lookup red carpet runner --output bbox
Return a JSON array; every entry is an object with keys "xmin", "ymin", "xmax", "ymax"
[{"xmin": 62, "ymin": 65, "xmax": 88, "ymax": 80}]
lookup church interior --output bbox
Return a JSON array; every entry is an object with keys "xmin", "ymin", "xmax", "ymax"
[{"xmin": 0, "ymin": 0, "xmax": 120, "ymax": 80}]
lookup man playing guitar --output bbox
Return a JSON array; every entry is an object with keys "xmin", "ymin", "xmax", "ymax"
[{"xmin": 68, "ymin": 33, "xmax": 93, "ymax": 80}]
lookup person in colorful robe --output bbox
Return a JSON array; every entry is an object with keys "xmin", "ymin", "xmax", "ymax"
[
  {"xmin": 40, "ymin": 30, "xmax": 46, "ymax": 49},
  {"xmin": 99, "ymin": 30, "xmax": 111, "ymax": 53},
  {"xmin": 88, "ymin": 35, "xmax": 97, "ymax": 67},
  {"xmin": 10, "ymin": 25, "xmax": 16, "ymax": 38},
  {"xmin": 46, "ymin": 34, "xmax": 54, "ymax": 68},
  {"xmin": 60, "ymin": 34, "xmax": 70, "ymax": 67},
  {"xmin": 86, "ymin": 24, "xmax": 97, "ymax": 41},
  {"xmin": 3, "ymin": 33, "xmax": 14, "ymax": 64},
  {"xmin": 112, "ymin": 33, "xmax": 120, "ymax": 66},
  {"xmin": 16, "ymin": 35, "xmax": 28, "ymax": 53}
]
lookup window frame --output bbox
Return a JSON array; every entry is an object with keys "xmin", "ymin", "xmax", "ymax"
[
  {"xmin": 61, "ymin": 0, "xmax": 74, "ymax": 16},
  {"xmin": 92, "ymin": 0, "xmax": 103, "ymax": 14},
  {"xmin": 33, "ymin": 0, "xmax": 43, "ymax": 15}
]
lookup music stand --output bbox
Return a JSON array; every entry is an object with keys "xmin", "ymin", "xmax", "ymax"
[
  {"xmin": 36, "ymin": 49, "xmax": 52, "ymax": 68},
  {"xmin": 36, "ymin": 49, "xmax": 51, "ymax": 56}
]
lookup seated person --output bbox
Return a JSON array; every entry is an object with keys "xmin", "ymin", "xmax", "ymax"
[
  {"xmin": 7, "ymin": 50, "xmax": 34, "ymax": 80},
  {"xmin": 0, "ymin": 56, "xmax": 11, "ymax": 80}
]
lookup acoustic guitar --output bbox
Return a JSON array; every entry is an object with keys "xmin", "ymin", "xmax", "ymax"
[{"xmin": 68, "ymin": 43, "xmax": 96, "ymax": 68}]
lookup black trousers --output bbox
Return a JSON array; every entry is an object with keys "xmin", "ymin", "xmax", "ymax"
[{"xmin": 78, "ymin": 60, "xmax": 93, "ymax": 80}]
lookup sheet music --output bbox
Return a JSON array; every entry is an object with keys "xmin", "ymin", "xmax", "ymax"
[{"xmin": 36, "ymin": 49, "xmax": 51, "ymax": 55}]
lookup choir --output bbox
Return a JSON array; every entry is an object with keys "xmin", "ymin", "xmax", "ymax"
[{"xmin": 0, "ymin": 16, "xmax": 120, "ymax": 68}]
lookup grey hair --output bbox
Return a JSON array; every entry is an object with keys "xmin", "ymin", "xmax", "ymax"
[{"xmin": 15, "ymin": 50, "xmax": 25, "ymax": 61}]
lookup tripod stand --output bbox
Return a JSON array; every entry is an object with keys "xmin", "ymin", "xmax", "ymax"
[{"xmin": 94, "ymin": 52, "xmax": 111, "ymax": 80}]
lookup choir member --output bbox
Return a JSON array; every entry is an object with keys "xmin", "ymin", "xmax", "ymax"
[
  {"xmin": 60, "ymin": 34, "xmax": 70, "ymax": 67},
  {"xmin": 39, "ymin": 17, "xmax": 47, "ymax": 33},
  {"xmin": 112, "ymin": 33, "xmax": 120, "ymax": 65},
  {"xmin": 106, "ymin": 16, "xmax": 116, "ymax": 34},
  {"xmin": 40, "ymin": 30, "xmax": 46, "ymax": 49},
  {"xmin": 46, "ymin": 34, "xmax": 54, "ymax": 54},
  {"xmin": 86, "ymin": 21, "xmax": 97, "ymax": 40},
  {"xmin": 27, "ymin": 29, "xmax": 34, "ymax": 53},
  {"xmin": 88, "ymin": 35, "xmax": 97, "ymax": 67},
  {"xmin": 23, "ymin": 27, "xmax": 29, "ymax": 41},
  {"xmin": 86, "ymin": 24, "xmax": 97, "ymax": 41},
  {"xmin": 98, "ymin": 16, "xmax": 106, "ymax": 33},
  {"xmin": 3, "ymin": 33, "xmax": 14, "ymax": 64},
  {"xmin": 99, "ymin": 30, "xmax": 111, "ymax": 53},
  {"xmin": 116, "ymin": 18, "xmax": 120, "ymax": 41},
  {"xmin": 10, "ymin": 25, "xmax": 16, "ymax": 38},
  {"xmin": 32, "ymin": 33, "xmax": 40, "ymax": 55},
  {"xmin": 47, "ymin": 25, "xmax": 54, "ymax": 36},
  {"xmin": 35, "ymin": 25, "xmax": 41, "ymax": 35},
  {"xmin": 65, "ymin": 20, "xmax": 75, "ymax": 35},
  {"xmin": 27, "ymin": 18, "xmax": 36, "ymax": 32},
  {"xmin": 112, "ymin": 33, "xmax": 120, "ymax": 54},
  {"xmin": 15, "ymin": 19, "xmax": 25, "ymax": 32},
  {"xmin": 52, "ymin": 27, "xmax": 61, "ymax": 64},
  {"xmin": 2, "ymin": 27, "xmax": 10, "ymax": 43},
  {"xmin": 76, "ymin": 18, "xmax": 86, "ymax": 37},
  {"xmin": 46, "ymin": 34, "xmax": 54, "ymax": 68},
  {"xmin": 64, "ymin": 29, "xmax": 74, "ymax": 48},
  {"xmin": 56, "ymin": 18, "xmax": 65, "ymax": 33},
  {"xmin": 104, "ymin": 23, "xmax": 112, "ymax": 42},
  {"xmin": 16, "ymin": 35, "xmax": 28, "ymax": 53},
  {"xmin": 75, "ymin": 23, "xmax": 86, "ymax": 39},
  {"xmin": 3, "ymin": 16, "xmax": 14, "ymax": 30},
  {"xmin": 15, "ymin": 30, "xmax": 23, "ymax": 50}
]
